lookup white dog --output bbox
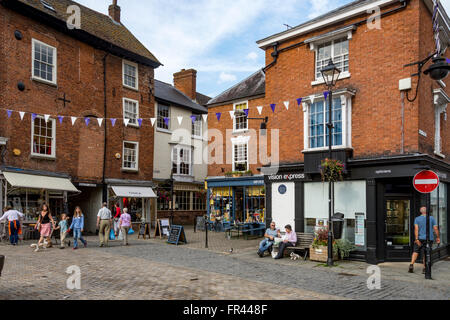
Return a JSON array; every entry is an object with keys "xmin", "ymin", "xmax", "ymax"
[
  {"xmin": 290, "ymin": 252, "xmax": 301, "ymax": 261},
  {"xmin": 30, "ymin": 239, "xmax": 51, "ymax": 252}
]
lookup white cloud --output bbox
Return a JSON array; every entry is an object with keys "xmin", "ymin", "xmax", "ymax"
[
  {"xmin": 246, "ymin": 52, "xmax": 259, "ymax": 61},
  {"xmin": 218, "ymin": 72, "xmax": 237, "ymax": 84},
  {"xmin": 308, "ymin": 0, "xmax": 332, "ymax": 19}
]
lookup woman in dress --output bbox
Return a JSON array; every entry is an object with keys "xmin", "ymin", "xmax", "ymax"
[{"xmin": 36, "ymin": 204, "xmax": 56, "ymax": 250}]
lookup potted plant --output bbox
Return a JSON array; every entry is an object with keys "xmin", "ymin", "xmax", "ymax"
[
  {"xmin": 243, "ymin": 170, "xmax": 253, "ymax": 177},
  {"xmin": 319, "ymin": 158, "xmax": 345, "ymax": 182},
  {"xmin": 334, "ymin": 239, "xmax": 356, "ymax": 260},
  {"xmin": 232, "ymin": 171, "xmax": 243, "ymax": 178},
  {"xmin": 310, "ymin": 228, "xmax": 338, "ymax": 262},
  {"xmin": 225, "ymin": 172, "xmax": 234, "ymax": 177}
]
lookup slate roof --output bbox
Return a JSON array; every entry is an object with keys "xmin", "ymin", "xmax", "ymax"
[
  {"xmin": 196, "ymin": 92, "xmax": 212, "ymax": 107},
  {"xmin": 154, "ymin": 80, "xmax": 208, "ymax": 114},
  {"xmin": 2, "ymin": 0, "xmax": 160, "ymax": 67},
  {"xmin": 207, "ymin": 70, "xmax": 265, "ymax": 106}
]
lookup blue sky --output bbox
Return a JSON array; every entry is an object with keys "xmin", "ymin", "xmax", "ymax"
[{"xmin": 75, "ymin": 0, "xmax": 450, "ymax": 98}]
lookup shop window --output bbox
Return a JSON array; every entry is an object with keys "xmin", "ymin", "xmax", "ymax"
[
  {"xmin": 192, "ymin": 114, "xmax": 202, "ymax": 138},
  {"xmin": 193, "ymin": 192, "xmax": 206, "ymax": 211},
  {"xmin": 245, "ymin": 186, "xmax": 266, "ymax": 223},
  {"xmin": 32, "ymin": 39, "xmax": 57, "ymax": 85},
  {"xmin": 233, "ymin": 143, "xmax": 248, "ymax": 172},
  {"xmin": 157, "ymin": 104, "xmax": 170, "ymax": 130},
  {"xmin": 123, "ymin": 98, "xmax": 139, "ymax": 127},
  {"xmin": 31, "ymin": 116, "xmax": 56, "ymax": 158},
  {"xmin": 315, "ymin": 38, "xmax": 349, "ymax": 80},
  {"xmin": 233, "ymin": 101, "xmax": 248, "ymax": 132},
  {"xmin": 157, "ymin": 190, "xmax": 171, "ymax": 211},
  {"xmin": 308, "ymin": 98, "xmax": 342, "ymax": 149},
  {"xmin": 175, "ymin": 191, "xmax": 190, "ymax": 211},
  {"xmin": 172, "ymin": 146, "xmax": 192, "ymax": 176},
  {"xmin": 122, "ymin": 141, "xmax": 139, "ymax": 171},
  {"xmin": 210, "ymin": 187, "xmax": 233, "ymax": 222},
  {"xmin": 431, "ymin": 183, "xmax": 448, "ymax": 247},
  {"xmin": 123, "ymin": 60, "xmax": 138, "ymax": 90}
]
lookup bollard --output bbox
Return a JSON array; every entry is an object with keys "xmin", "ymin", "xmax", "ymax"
[
  {"xmin": 194, "ymin": 216, "xmax": 197, "ymax": 233},
  {"xmin": 205, "ymin": 221, "xmax": 209, "ymax": 249}
]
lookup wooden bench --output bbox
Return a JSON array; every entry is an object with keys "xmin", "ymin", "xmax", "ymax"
[
  {"xmin": 241, "ymin": 226, "xmax": 266, "ymax": 240},
  {"xmin": 284, "ymin": 233, "xmax": 315, "ymax": 260}
]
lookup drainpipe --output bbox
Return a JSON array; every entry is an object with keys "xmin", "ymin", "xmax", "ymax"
[{"xmin": 102, "ymin": 53, "xmax": 109, "ymax": 203}]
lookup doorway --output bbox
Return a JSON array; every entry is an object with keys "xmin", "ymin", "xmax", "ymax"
[{"xmin": 384, "ymin": 198, "xmax": 411, "ymax": 261}]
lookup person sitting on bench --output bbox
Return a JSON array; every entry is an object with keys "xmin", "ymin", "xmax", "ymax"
[
  {"xmin": 274, "ymin": 225, "xmax": 297, "ymax": 260},
  {"xmin": 257, "ymin": 221, "xmax": 281, "ymax": 257}
]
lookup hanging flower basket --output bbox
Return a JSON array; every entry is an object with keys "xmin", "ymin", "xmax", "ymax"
[{"xmin": 319, "ymin": 158, "xmax": 345, "ymax": 182}]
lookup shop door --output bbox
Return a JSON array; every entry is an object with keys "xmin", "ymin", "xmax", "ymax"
[
  {"xmin": 234, "ymin": 188, "xmax": 244, "ymax": 222},
  {"xmin": 384, "ymin": 198, "xmax": 411, "ymax": 261}
]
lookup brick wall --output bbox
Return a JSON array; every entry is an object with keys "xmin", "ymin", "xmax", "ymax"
[{"xmin": 0, "ymin": 7, "xmax": 155, "ymax": 183}]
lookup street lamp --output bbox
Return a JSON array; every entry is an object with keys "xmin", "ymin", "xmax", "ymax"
[
  {"xmin": 321, "ymin": 59, "xmax": 341, "ymax": 267},
  {"xmin": 247, "ymin": 117, "xmax": 269, "ymax": 135}
]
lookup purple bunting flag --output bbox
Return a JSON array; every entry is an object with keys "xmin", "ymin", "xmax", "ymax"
[
  {"xmin": 111, "ymin": 118, "xmax": 117, "ymax": 127},
  {"xmin": 216, "ymin": 113, "xmax": 222, "ymax": 121},
  {"xmin": 85, "ymin": 117, "xmax": 90, "ymax": 126},
  {"xmin": 32, "ymin": 113, "xmax": 37, "ymax": 121},
  {"xmin": 190, "ymin": 115, "xmax": 197, "ymax": 124},
  {"xmin": 297, "ymin": 98, "xmax": 303, "ymax": 106},
  {"xmin": 324, "ymin": 91, "xmax": 329, "ymax": 100},
  {"xmin": 58, "ymin": 116, "xmax": 64, "ymax": 124},
  {"xmin": 447, "ymin": 58, "xmax": 450, "ymax": 64},
  {"xmin": 164, "ymin": 117, "xmax": 170, "ymax": 127},
  {"xmin": 270, "ymin": 104, "xmax": 276, "ymax": 113},
  {"xmin": 244, "ymin": 109, "xmax": 249, "ymax": 117},
  {"xmin": 138, "ymin": 118, "xmax": 143, "ymax": 127},
  {"xmin": 6, "ymin": 110, "xmax": 12, "ymax": 118}
]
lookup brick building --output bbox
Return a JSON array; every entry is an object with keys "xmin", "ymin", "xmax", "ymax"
[
  {"xmin": 207, "ymin": 0, "xmax": 450, "ymax": 263},
  {"xmin": 0, "ymin": 0, "xmax": 160, "ymax": 232}
]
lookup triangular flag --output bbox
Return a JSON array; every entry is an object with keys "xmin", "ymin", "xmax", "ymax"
[
  {"xmin": 6, "ymin": 110, "xmax": 12, "ymax": 118},
  {"xmin": 150, "ymin": 118, "xmax": 156, "ymax": 127},
  {"xmin": 138, "ymin": 118, "xmax": 143, "ymax": 127},
  {"xmin": 19, "ymin": 112, "xmax": 25, "ymax": 120},
  {"xmin": 310, "ymin": 95, "xmax": 315, "ymax": 104},
  {"xmin": 164, "ymin": 117, "xmax": 170, "ymax": 127},
  {"xmin": 32, "ymin": 113, "xmax": 37, "ymax": 121},
  {"xmin": 216, "ymin": 113, "xmax": 222, "ymax": 121},
  {"xmin": 177, "ymin": 116, "xmax": 183, "ymax": 125},
  {"xmin": 124, "ymin": 118, "xmax": 130, "ymax": 127},
  {"xmin": 284, "ymin": 101, "xmax": 290, "ymax": 110},
  {"xmin": 191, "ymin": 115, "xmax": 197, "ymax": 124},
  {"xmin": 111, "ymin": 118, "xmax": 117, "ymax": 127},
  {"xmin": 58, "ymin": 116, "xmax": 64, "ymax": 124},
  {"xmin": 257, "ymin": 106, "xmax": 263, "ymax": 115},
  {"xmin": 71, "ymin": 117, "xmax": 77, "ymax": 126},
  {"xmin": 271, "ymin": 104, "xmax": 276, "ymax": 113},
  {"xmin": 296, "ymin": 98, "xmax": 303, "ymax": 106},
  {"xmin": 447, "ymin": 58, "xmax": 450, "ymax": 64},
  {"xmin": 244, "ymin": 109, "xmax": 249, "ymax": 117},
  {"xmin": 84, "ymin": 117, "xmax": 90, "ymax": 126},
  {"xmin": 97, "ymin": 118, "xmax": 103, "ymax": 127},
  {"xmin": 44, "ymin": 114, "xmax": 50, "ymax": 123},
  {"xmin": 202, "ymin": 114, "xmax": 208, "ymax": 122},
  {"xmin": 229, "ymin": 111, "xmax": 235, "ymax": 119},
  {"xmin": 324, "ymin": 91, "xmax": 329, "ymax": 100}
]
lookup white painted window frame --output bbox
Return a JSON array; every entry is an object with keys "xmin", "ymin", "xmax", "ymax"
[
  {"xmin": 233, "ymin": 101, "xmax": 249, "ymax": 133},
  {"xmin": 231, "ymin": 136, "xmax": 250, "ymax": 172},
  {"xmin": 31, "ymin": 115, "xmax": 56, "ymax": 159},
  {"xmin": 122, "ymin": 59, "xmax": 139, "ymax": 91},
  {"xmin": 156, "ymin": 103, "xmax": 171, "ymax": 133},
  {"xmin": 122, "ymin": 141, "xmax": 139, "ymax": 171},
  {"xmin": 434, "ymin": 89, "xmax": 450, "ymax": 158},
  {"xmin": 123, "ymin": 97, "xmax": 139, "ymax": 128},
  {"xmin": 191, "ymin": 114, "xmax": 203, "ymax": 139},
  {"xmin": 31, "ymin": 38, "xmax": 57, "ymax": 85},
  {"xmin": 172, "ymin": 145, "xmax": 193, "ymax": 176}
]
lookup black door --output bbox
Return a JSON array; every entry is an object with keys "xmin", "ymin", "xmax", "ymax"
[{"xmin": 384, "ymin": 197, "xmax": 412, "ymax": 261}]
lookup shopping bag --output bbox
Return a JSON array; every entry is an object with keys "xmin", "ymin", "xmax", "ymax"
[
  {"xmin": 128, "ymin": 227, "xmax": 135, "ymax": 235},
  {"xmin": 109, "ymin": 229, "xmax": 116, "ymax": 240},
  {"xmin": 117, "ymin": 229, "xmax": 124, "ymax": 241}
]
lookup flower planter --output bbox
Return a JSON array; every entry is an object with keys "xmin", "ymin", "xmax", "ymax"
[{"xmin": 309, "ymin": 245, "xmax": 338, "ymax": 262}]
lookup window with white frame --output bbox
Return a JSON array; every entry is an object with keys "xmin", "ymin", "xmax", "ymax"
[
  {"xmin": 32, "ymin": 39, "xmax": 57, "ymax": 84},
  {"xmin": 157, "ymin": 104, "xmax": 170, "ymax": 130},
  {"xmin": 234, "ymin": 102, "xmax": 248, "ymax": 132},
  {"xmin": 123, "ymin": 141, "xmax": 139, "ymax": 171},
  {"xmin": 309, "ymin": 98, "xmax": 342, "ymax": 149},
  {"xmin": 123, "ymin": 60, "xmax": 138, "ymax": 90},
  {"xmin": 123, "ymin": 98, "xmax": 139, "ymax": 126},
  {"xmin": 315, "ymin": 37, "xmax": 349, "ymax": 80},
  {"xmin": 233, "ymin": 143, "xmax": 248, "ymax": 172},
  {"xmin": 172, "ymin": 146, "xmax": 192, "ymax": 176},
  {"xmin": 175, "ymin": 191, "xmax": 190, "ymax": 211},
  {"xmin": 192, "ymin": 114, "xmax": 202, "ymax": 137},
  {"xmin": 433, "ymin": 89, "xmax": 449, "ymax": 157},
  {"xmin": 31, "ymin": 116, "xmax": 56, "ymax": 158}
]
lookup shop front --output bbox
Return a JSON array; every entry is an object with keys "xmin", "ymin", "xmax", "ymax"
[
  {"xmin": 264, "ymin": 155, "xmax": 450, "ymax": 264},
  {"xmin": 206, "ymin": 175, "xmax": 265, "ymax": 224}
]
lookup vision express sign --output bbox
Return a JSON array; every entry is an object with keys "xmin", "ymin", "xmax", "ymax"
[{"xmin": 265, "ymin": 172, "xmax": 307, "ymax": 183}]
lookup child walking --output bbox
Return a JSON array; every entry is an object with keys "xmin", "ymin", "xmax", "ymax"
[
  {"xmin": 67, "ymin": 207, "xmax": 87, "ymax": 250},
  {"xmin": 54, "ymin": 213, "xmax": 71, "ymax": 249}
]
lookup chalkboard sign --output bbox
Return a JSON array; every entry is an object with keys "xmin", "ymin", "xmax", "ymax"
[
  {"xmin": 196, "ymin": 216, "xmax": 205, "ymax": 231},
  {"xmin": 155, "ymin": 219, "xmax": 171, "ymax": 239},
  {"xmin": 138, "ymin": 223, "xmax": 150, "ymax": 240},
  {"xmin": 167, "ymin": 225, "xmax": 187, "ymax": 246}
]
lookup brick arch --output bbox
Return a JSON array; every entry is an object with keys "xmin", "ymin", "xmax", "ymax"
[{"xmin": 79, "ymin": 110, "xmax": 103, "ymax": 118}]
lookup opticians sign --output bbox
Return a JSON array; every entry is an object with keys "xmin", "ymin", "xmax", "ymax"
[{"xmin": 266, "ymin": 172, "xmax": 307, "ymax": 183}]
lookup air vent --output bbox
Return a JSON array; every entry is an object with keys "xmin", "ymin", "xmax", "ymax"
[{"xmin": 40, "ymin": 0, "xmax": 56, "ymax": 12}]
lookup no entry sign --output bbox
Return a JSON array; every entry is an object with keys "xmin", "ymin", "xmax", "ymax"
[{"xmin": 413, "ymin": 170, "xmax": 440, "ymax": 194}]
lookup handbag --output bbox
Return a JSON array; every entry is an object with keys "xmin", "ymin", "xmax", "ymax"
[
  {"xmin": 128, "ymin": 227, "xmax": 135, "ymax": 235},
  {"xmin": 109, "ymin": 229, "xmax": 116, "ymax": 240}
]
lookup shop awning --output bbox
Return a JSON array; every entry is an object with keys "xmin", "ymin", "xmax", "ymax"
[
  {"xmin": 111, "ymin": 186, "xmax": 157, "ymax": 198},
  {"xmin": 3, "ymin": 171, "xmax": 79, "ymax": 192}
]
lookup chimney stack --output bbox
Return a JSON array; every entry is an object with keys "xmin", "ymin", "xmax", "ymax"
[
  {"xmin": 173, "ymin": 69, "xmax": 197, "ymax": 100},
  {"xmin": 108, "ymin": 0, "xmax": 121, "ymax": 23}
]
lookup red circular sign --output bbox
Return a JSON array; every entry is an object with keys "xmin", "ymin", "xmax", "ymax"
[{"xmin": 413, "ymin": 170, "xmax": 440, "ymax": 194}]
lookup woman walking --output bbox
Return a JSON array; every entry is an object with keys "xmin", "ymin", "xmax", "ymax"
[
  {"xmin": 119, "ymin": 208, "xmax": 132, "ymax": 246},
  {"xmin": 67, "ymin": 206, "xmax": 87, "ymax": 250},
  {"xmin": 36, "ymin": 204, "xmax": 56, "ymax": 251},
  {"xmin": 113, "ymin": 203, "xmax": 121, "ymax": 237}
]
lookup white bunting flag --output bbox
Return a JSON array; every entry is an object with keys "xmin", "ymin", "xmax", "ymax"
[
  {"xmin": 310, "ymin": 95, "xmax": 315, "ymax": 104},
  {"xmin": 44, "ymin": 114, "xmax": 50, "ymax": 122},
  {"xmin": 257, "ymin": 106, "xmax": 263, "ymax": 115},
  {"xmin": 19, "ymin": 112, "xmax": 25, "ymax": 120},
  {"xmin": 284, "ymin": 101, "xmax": 290, "ymax": 110},
  {"xmin": 97, "ymin": 118, "xmax": 104, "ymax": 127},
  {"xmin": 202, "ymin": 114, "xmax": 208, "ymax": 122},
  {"xmin": 177, "ymin": 116, "xmax": 183, "ymax": 125},
  {"xmin": 124, "ymin": 119, "xmax": 130, "ymax": 127},
  {"xmin": 150, "ymin": 118, "xmax": 157, "ymax": 127},
  {"xmin": 229, "ymin": 111, "xmax": 235, "ymax": 119},
  {"xmin": 71, "ymin": 117, "xmax": 77, "ymax": 126}
]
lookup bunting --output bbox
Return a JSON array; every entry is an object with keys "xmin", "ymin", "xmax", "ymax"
[
  {"xmin": 257, "ymin": 106, "xmax": 263, "ymax": 115},
  {"xmin": 271, "ymin": 104, "xmax": 276, "ymax": 113},
  {"xmin": 150, "ymin": 118, "xmax": 156, "ymax": 127},
  {"xmin": 19, "ymin": 111, "xmax": 25, "ymax": 121},
  {"xmin": 85, "ymin": 117, "xmax": 90, "ymax": 126},
  {"xmin": 58, "ymin": 116, "xmax": 64, "ymax": 124},
  {"xmin": 244, "ymin": 109, "xmax": 249, "ymax": 117},
  {"xmin": 216, "ymin": 113, "xmax": 222, "ymax": 121},
  {"xmin": 190, "ymin": 115, "xmax": 197, "ymax": 124},
  {"xmin": 71, "ymin": 117, "xmax": 77, "ymax": 126},
  {"xmin": 164, "ymin": 117, "xmax": 170, "ymax": 127},
  {"xmin": 324, "ymin": 91, "xmax": 329, "ymax": 100},
  {"xmin": 296, "ymin": 98, "xmax": 303, "ymax": 106},
  {"xmin": 177, "ymin": 116, "xmax": 183, "ymax": 125},
  {"xmin": 202, "ymin": 114, "xmax": 208, "ymax": 122},
  {"xmin": 229, "ymin": 111, "xmax": 235, "ymax": 119},
  {"xmin": 111, "ymin": 118, "xmax": 117, "ymax": 127},
  {"xmin": 44, "ymin": 114, "xmax": 50, "ymax": 123},
  {"xmin": 138, "ymin": 118, "xmax": 143, "ymax": 127},
  {"xmin": 124, "ymin": 118, "xmax": 130, "ymax": 127},
  {"xmin": 97, "ymin": 118, "xmax": 103, "ymax": 127},
  {"xmin": 7, "ymin": 110, "xmax": 12, "ymax": 118},
  {"xmin": 284, "ymin": 101, "xmax": 289, "ymax": 110}
]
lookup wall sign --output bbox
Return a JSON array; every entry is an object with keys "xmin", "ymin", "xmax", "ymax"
[
  {"xmin": 266, "ymin": 172, "xmax": 306, "ymax": 183},
  {"xmin": 278, "ymin": 184, "xmax": 287, "ymax": 195},
  {"xmin": 355, "ymin": 213, "xmax": 365, "ymax": 247}
]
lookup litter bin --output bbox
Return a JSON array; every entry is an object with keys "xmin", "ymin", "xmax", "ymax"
[{"xmin": 332, "ymin": 213, "xmax": 345, "ymax": 240}]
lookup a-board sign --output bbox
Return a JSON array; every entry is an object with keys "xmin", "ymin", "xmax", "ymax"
[
  {"xmin": 138, "ymin": 223, "xmax": 151, "ymax": 240},
  {"xmin": 196, "ymin": 216, "xmax": 206, "ymax": 231},
  {"xmin": 155, "ymin": 219, "xmax": 171, "ymax": 239},
  {"xmin": 167, "ymin": 225, "xmax": 187, "ymax": 246}
]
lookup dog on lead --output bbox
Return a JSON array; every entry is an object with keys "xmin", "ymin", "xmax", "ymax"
[{"xmin": 290, "ymin": 252, "xmax": 301, "ymax": 261}]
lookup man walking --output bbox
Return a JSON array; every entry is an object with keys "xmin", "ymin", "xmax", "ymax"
[
  {"xmin": 0, "ymin": 206, "xmax": 24, "ymax": 245},
  {"xmin": 97, "ymin": 202, "xmax": 112, "ymax": 247},
  {"xmin": 409, "ymin": 206, "xmax": 440, "ymax": 274}
]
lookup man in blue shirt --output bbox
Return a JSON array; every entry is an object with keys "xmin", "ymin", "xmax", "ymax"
[
  {"xmin": 257, "ymin": 221, "xmax": 281, "ymax": 257},
  {"xmin": 409, "ymin": 207, "xmax": 440, "ymax": 274}
]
